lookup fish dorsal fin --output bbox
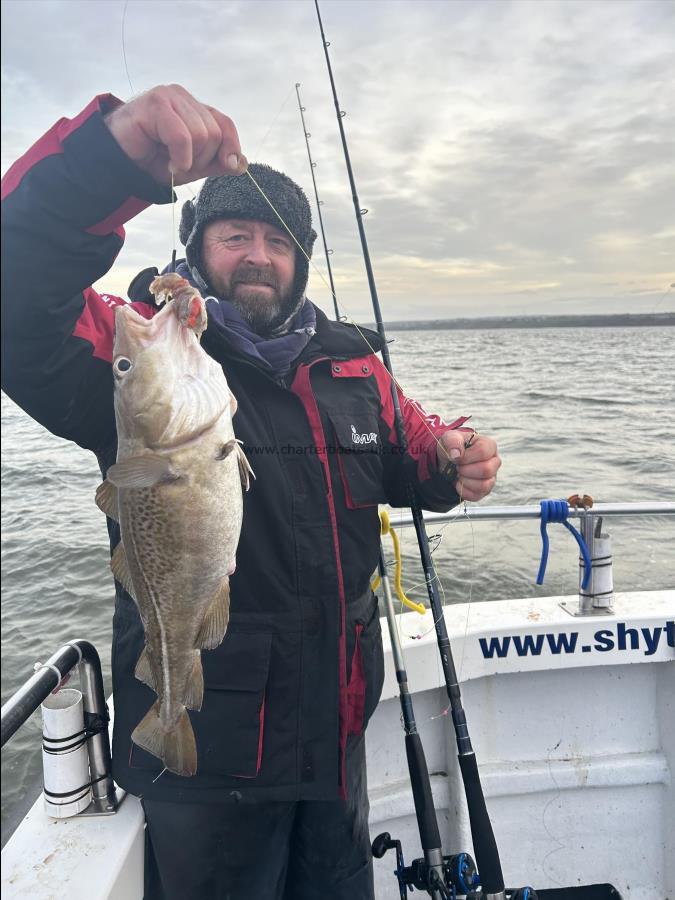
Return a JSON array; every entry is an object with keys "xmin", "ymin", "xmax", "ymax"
[
  {"xmin": 111, "ymin": 541, "xmax": 136, "ymax": 600},
  {"xmin": 95, "ymin": 479, "xmax": 119, "ymax": 521},
  {"xmin": 106, "ymin": 454, "xmax": 173, "ymax": 488},
  {"xmin": 135, "ymin": 646, "xmax": 156, "ymax": 691},
  {"xmin": 183, "ymin": 652, "xmax": 204, "ymax": 712},
  {"xmin": 195, "ymin": 578, "xmax": 230, "ymax": 650},
  {"xmin": 237, "ymin": 443, "xmax": 255, "ymax": 491}
]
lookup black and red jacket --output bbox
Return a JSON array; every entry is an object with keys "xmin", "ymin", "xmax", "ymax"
[{"xmin": 1, "ymin": 96, "xmax": 466, "ymax": 803}]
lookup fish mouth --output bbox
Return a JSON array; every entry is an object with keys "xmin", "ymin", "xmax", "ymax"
[
  {"xmin": 114, "ymin": 301, "xmax": 230, "ymax": 448},
  {"xmin": 114, "ymin": 300, "xmax": 179, "ymax": 345}
]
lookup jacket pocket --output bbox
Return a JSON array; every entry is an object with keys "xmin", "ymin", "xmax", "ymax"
[
  {"xmin": 198, "ymin": 630, "xmax": 272, "ymax": 777},
  {"xmin": 347, "ymin": 598, "xmax": 385, "ymax": 736},
  {"xmin": 329, "ymin": 412, "xmax": 388, "ymax": 509},
  {"xmin": 130, "ymin": 630, "xmax": 272, "ymax": 778}
]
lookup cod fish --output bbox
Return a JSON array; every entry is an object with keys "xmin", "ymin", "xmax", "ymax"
[{"xmin": 96, "ymin": 274, "xmax": 253, "ymax": 776}]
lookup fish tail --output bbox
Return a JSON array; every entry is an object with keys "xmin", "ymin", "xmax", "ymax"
[{"xmin": 131, "ymin": 701, "xmax": 197, "ymax": 777}]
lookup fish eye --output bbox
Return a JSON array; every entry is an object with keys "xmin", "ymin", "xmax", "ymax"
[{"xmin": 113, "ymin": 357, "xmax": 133, "ymax": 376}]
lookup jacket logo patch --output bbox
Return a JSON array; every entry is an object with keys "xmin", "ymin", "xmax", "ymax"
[{"xmin": 351, "ymin": 424, "xmax": 378, "ymax": 445}]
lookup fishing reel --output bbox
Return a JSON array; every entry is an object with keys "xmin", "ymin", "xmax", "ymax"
[
  {"xmin": 372, "ymin": 832, "xmax": 539, "ymax": 899},
  {"xmin": 372, "ymin": 832, "xmax": 480, "ymax": 899}
]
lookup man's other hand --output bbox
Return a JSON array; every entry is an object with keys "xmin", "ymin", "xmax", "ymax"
[{"xmin": 436, "ymin": 431, "xmax": 501, "ymax": 502}]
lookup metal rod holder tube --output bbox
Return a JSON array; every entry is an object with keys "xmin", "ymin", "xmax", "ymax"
[{"xmin": 1, "ymin": 640, "xmax": 119, "ymax": 814}]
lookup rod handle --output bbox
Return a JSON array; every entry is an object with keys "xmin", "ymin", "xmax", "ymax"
[
  {"xmin": 406, "ymin": 732, "xmax": 442, "ymax": 851},
  {"xmin": 458, "ymin": 752, "xmax": 505, "ymax": 894}
]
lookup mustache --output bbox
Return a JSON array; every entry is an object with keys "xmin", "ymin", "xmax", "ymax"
[{"xmin": 232, "ymin": 268, "xmax": 280, "ymax": 289}]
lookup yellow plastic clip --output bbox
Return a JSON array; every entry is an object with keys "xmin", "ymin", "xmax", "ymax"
[{"xmin": 371, "ymin": 510, "xmax": 426, "ymax": 614}]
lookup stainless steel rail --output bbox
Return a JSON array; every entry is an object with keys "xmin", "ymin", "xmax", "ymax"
[
  {"xmin": 389, "ymin": 500, "xmax": 674, "ymax": 617},
  {"xmin": 391, "ymin": 501, "xmax": 675, "ymax": 527},
  {"xmin": 1, "ymin": 639, "xmax": 121, "ymax": 815}
]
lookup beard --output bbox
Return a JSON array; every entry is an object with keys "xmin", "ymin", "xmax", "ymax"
[{"xmin": 205, "ymin": 264, "xmax": 298, "ymax": 336}]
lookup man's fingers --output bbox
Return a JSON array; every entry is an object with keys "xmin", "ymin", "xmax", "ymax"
[
  {"xmin": 437, "ymin": 430, "xmax": 466, "ymax": 464},
  {"xmin": 456, "ymin": 475, "xmax": 497, "ymax": 502},
  {"xmin": 105, "ymin": 86, "xmax": 245, "ymax": 183},
  {"xmin": 456, "ymin": 457, "xmax": 502, "ymax": 481},
  {"xmin": 462, "ymin": 436, "xmax": 498, "ymax": 464},
  {"xmin": 201, "ymin": 155, "xmax": 249, "ymax": 179},
  {"xmin": 168, "ymin": 96, "xmax": 213, "ymax": 170},
  {"xmin": 206, "ymin": 106, "xmax": 245, "ymax": 172},
  {"xmin": 172, "ymin": 95, "xmax": 234, "ymax": 175},
  {"xmin": 154, "ymin": 105, "xmax": 195, "ymax": 174},
  {"xmin": 437, "ymin": 432, "xmax": 499, "ymax": 472}
]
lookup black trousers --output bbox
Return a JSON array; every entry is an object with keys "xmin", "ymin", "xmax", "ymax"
[{"xmin": 142, "ymin": 736, "xmax": 374, "ymax": 900}]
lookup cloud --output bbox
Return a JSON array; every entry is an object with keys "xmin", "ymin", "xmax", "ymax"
[{"xmin": 2, "ymin": 0, "xmax": 674, "ymax": 319}]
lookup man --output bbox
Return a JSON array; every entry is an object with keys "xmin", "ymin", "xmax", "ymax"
[{"xmin": 1, "ymin": 85, "xmax": 501, "ymax": 899}]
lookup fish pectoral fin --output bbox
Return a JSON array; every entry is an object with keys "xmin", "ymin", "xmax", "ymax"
[
  {"xmin": 236, "ymin": 442, "xmax": 255, "ymax": 491},
  {"xmin": 135, "ymin": 646, "xmax": 156, "ymax": 691},
  {"xmin": 183, "ymin": 652, "xmax": 204, "ymax": 711},
  {"xmin": 131, "ymin": 701, "xmax": 197, "ymax": 777},
  {"xmin": 215, "ymin": 440, "xmax": 237, "ymax": 461},
  {"xmin": 195, "ymin": 579, "xmax": 230, "ymax": 650},
  {"xmin": 111, "ymin": 542, "xmax": 137, "ymax": 601},
  {"xmin": 106, "ymin": 454, "xmax": 174, "ymax": 488},
  {"xmin": 95, "ymin": 479, "xmax": 119, "ymax": 521}
]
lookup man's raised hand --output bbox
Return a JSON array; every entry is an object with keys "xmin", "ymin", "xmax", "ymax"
[{"xmin": 104, "ymin": 84, "xmax": 247, "ymax": 186}]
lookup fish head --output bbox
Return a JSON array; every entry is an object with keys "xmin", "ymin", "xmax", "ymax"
[{"xmin": 112, "ymin": 301, "xmax": 231, "ymax": 449}]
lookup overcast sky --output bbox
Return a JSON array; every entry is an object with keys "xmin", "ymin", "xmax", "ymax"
[{"xmin": 2, "ymin": 0, "xmax": 674, "ymax": 321}]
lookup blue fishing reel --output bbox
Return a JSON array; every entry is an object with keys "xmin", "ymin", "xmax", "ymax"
[
  {"xmin": 372, "ymin": 831, "xmax": 483, "ymax": 898},
  {"xmin": 372, "ymin": 830, "xmax": 540, "ymax": 899}
]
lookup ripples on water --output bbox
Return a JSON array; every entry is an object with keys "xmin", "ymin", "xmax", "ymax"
[{"xmin": 2, "ymin": 325, "xmax": 674, "ymax": 842}]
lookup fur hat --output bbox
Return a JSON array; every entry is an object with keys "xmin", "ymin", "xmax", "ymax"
[{"xmin": 179, "ymin": 164, "xmax": 317, "ymax": 332}]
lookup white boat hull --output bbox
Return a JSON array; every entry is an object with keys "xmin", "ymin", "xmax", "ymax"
[
  {"xmin": 369, "ymin": 591, "xmax": 674, "ymax": 898},
  {"xmin": 2, "ymin": 590, "xmax": 673, "ymax": 899}
]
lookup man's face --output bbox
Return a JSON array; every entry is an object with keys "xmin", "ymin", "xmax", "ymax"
[{"xmin": 201, "ymin": 219, "xmax": 296, "ymax": 334}]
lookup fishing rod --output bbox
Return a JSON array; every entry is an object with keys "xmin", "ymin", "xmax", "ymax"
[
  {"xmin": 313, "ymin": 3, "xmax": 535, "ymax": 898},
  {"xmin": 295, "ymin": 83, "xmax": 341, "ymax": 321},
  {"xmin": 293, "ymin": 79, "xmax": 456, "ymax": 899}
]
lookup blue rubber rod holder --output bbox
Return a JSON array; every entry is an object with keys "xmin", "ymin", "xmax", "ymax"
[{"xmin": 537, "ymin": 499, "xmax": 592, "ymax": 590}]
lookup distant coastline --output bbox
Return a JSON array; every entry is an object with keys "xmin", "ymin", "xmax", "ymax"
[{"xmin": 371, "ymin": 312, "xmax": 675, "ymax": 331}]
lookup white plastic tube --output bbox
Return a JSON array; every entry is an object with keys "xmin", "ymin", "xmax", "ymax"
[
  {"xmin": 41, "ymin": 688, "xmax": 92, "ymax": 818},
  {"xmin": 579, "ymin": 532, "xmax": 614, "ymax": 609}
]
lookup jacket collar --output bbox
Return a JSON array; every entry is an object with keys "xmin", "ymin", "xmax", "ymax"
[{"xmin": 297, "ymin": 306, "xmax": 384, "ymax": 363}]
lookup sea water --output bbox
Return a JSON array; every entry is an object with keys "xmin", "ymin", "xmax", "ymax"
[{"xmin": 2, "ymin": 324, "xmax": 674, "ymax": 843}]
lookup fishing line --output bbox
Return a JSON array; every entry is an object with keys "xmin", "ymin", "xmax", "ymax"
[
  {"xmin": 540, "ymin": 739, "xmax": 566, "ymax": 888},
  {"xmin": 117, "ymin": 0, "xmax": 475, "ymax": 481},
  {"xmin": 252, "ymin": 84, "xmax": 297, "ymax": 160},
  {"xmin": 455, "ymin": 507, "xmax": 478, "ymax": 685},
  {"xmin": 295, "ymin": 82, "xmax": 341, "ymax": 322},
  {"xmin": 107, "ymin": 10, "xmax": 473, "ymax": 483},
  {"xmin": 120, "ymin": 36, "xmax": 484, "ymax": 722},
  {"xmin": 373, "ymin": 507, "xmax": 453, "ymax": 725},
  {"xmin": 383, "ymin": 501, "xmax": 479, "ymax": 724},
  {"xmin": 396, "ymin": 503, "xmax": 478, "ymax": 695},
  {"xmin": 648, "ymin": 281, "xmax": 674, "ymax": 314},
  {"xmin": 121, "ymin": 0, "xmax": 135, "ymax": 97},
  {"xmin": 243, "ymin": 166, "xmax": 471, "ymax": 477},
  {"xmin": 170, "ymin": 170, "xmax": 177, "ymax": 272}
]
